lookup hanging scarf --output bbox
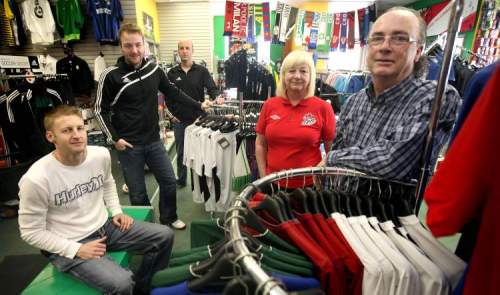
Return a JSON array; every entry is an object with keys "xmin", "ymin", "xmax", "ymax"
[
  {"xmin": 232, "ymin": 2, "xmax": 242, "ymax": 37},
  {"xmin": 330, "ymin": 13, "xmax": 341, "ymax": 51},
  {"xmin": 262, "ymin": 2, "xmax": 271, "ymax": 41},
  {"xmin": 339, "ymin": 13, "xmax": 348, "ymax": 52},
  {"xmin": 247, "ymin": 4, "xmax": 255, "ymax": 43},
  {"xmin": 308, "ymin": 12, "xmax": 320, "ymax": 50},
  {"xmin": 223, "ymin": 1, "xmax": 234, "ymax": 36},
  {"xmin": 272, "ymin": 2, "xmax": 283, "ymax": 44},
  {"xmin": 357, "ymin": 7, "xmax": 367, "ymax": 47},
  {"xmin": 348, "ymin": 11, "xmax": 355, "ymax": 49},
  {"xmin": 294, "ymin": 9, "xmax": 305, "ymax": 46},
  {"xmin": 239, "ymin": 3, "xmax": 248, "ymax": 39}
]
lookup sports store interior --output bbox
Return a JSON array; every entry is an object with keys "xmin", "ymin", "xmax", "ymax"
[{"xmin": 0, "ymin": 0, "xmax": 499, "ymax": 294}]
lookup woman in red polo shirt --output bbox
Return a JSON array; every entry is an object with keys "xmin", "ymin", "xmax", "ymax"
[{"xmin": 256, "ymin": 50, "xmax": 335, "ymax": 188}]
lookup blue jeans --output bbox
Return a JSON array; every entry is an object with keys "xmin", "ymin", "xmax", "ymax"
[
  {"xmin": 47, "ymin": 219, "xmax": 174, "ymax": 294},
  {"xmin": 172, "ymin": 121, "xmax": 191, "ymax": 185},
  {"xmin": 117, "ymin": 140, "xmax": 177, "ymax": 224}
]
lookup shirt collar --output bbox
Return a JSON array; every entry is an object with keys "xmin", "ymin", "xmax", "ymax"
[
  {"xmin": 366, "ymin": 74, "xmax": 416, "ymax": 104},
  {"xmin": 279, "ymin": 96, "xmax": 312, "ymax": 107}
]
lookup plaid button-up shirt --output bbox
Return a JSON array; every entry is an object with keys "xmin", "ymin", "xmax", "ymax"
[{"xmin": 327, "ymin": 75, "xmax": 460, "ymax": 181}]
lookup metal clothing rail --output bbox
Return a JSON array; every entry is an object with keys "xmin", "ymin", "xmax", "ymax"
[
  {"xmin": 226, "ymin": 166, "xmax": 415, "ymax": 294},
  {"xmin": 415, "ymin": 0, "xmax": 464, "ymax": 213},
  {"xmin": 0, "ymin": 73, "xmax": 69, "ymax": 80}
]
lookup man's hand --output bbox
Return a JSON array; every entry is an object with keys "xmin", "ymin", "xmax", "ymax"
[
  {"xmin": 112, "ymin": 213, "xmax": 134, "ymax": 232},
  {"xmin": 201, "ymin": 100, "xmax": 213, "ymax": 111},
  {"xmin": 170, "ymin": 116, "xmax": 180, "ymax": 124},
  {"xmin": 215, "ymin": 96, "xmax": 225, "ymax": 105},
  {"xmin": 114, "ymin": 139, "xmax": 133, "ymax": 151},
  {"xmin": 76, "ymin": 237, "xmax": 107, "ymax": 260}
]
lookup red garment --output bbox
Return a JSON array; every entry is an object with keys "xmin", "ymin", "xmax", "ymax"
[
  {"xmin": 315, "ymin": 214, "xmax": 363, "ymax": 295},
  {"xmin": 256, "ymin": 96, "xmax": 335, "ymax": 188},
  {"xmin": 425, "ymin": 66, "xmax": 500, "ymax": 295},
  {"xmin": 297, "ymin": 213, "xmax": 347, "ymax": 295}
]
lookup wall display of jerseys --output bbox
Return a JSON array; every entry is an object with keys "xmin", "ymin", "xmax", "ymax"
[
  {"xmin": 0, "ymin": 0, "xmax": 86, "ymax": 46},
  {"xmin": 222, "ymin": 1, "xmax": 375, "ymax": 53},
  {"xmin": 224, "ymin": 49, "xmax": 275, "ymax": 100},
  {"xmin": 86, "ymin": 0, "xmax": 123, "ymax": 44},
  {"xmin": 472, "ymin": 0, "xmax": 499, "ymax": 65}
]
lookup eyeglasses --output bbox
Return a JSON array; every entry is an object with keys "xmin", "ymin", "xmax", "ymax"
[{"xmin": 367, "ymin": 34, "xmax": 418, "ymax": 46}]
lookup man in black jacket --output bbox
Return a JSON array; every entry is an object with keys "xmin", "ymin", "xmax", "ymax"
[
  {"xmin": 167, "ymin": 40, "xmax": 219, "ymax": 187},
  {"xmin": 95, "ymin": 24, "xmax": 211, "ymax": 229}
]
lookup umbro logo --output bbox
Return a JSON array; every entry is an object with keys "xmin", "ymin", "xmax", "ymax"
[
  {"xmin": 122, "ymin": 77, "xmax": 131, "ymax": 83},
  {"xmin": 176, "ymin": 77, "xmax": 182, "ymax": 81},
  {"xmin": 270, "ymin": 114, "xmax": 281, "ymax": 120}
]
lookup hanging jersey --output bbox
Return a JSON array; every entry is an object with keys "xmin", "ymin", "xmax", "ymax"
[
  {"xmin": 0, "ymin": 0, "xmax": 16, "ymax": 47},
  {"xmin": 19, "ymin": 0, "xmax": 56, "ymax": 45},
  {"xmin": 399, "ymin": 214, "xmax": 466, "ymax": 288},
  {"xmin": 86, "ymin": 0, "xmax": 123, "ymax": 43},
  {"xmin": 380, "ymin": 220, "xmax": 450, "ymax": 295},
  {"xmin": 56, "ymin": 0, "xmax": 84, "ymax": 41}
]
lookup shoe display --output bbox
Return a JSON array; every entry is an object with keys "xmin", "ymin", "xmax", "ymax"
[{"xmin": 169, "ymin": 219, "xmax": 187, "ymax": 230}]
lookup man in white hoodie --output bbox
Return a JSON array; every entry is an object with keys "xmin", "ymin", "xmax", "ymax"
[{"xmin": 18, "ymin": 105, "xmax": 173, "ymax": 295}]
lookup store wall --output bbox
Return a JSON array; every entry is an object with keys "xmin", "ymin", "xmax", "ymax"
[
  {"xmin": 157, "ymin": 1, "xmax": 214, "ymax": 72},
  {"xmin": 135, "ymin": 0, "xmax": 161, "ymax": 43},
  {"xmin": 0, "ymin": 0, "xmax": 137, "ymax": 78}
]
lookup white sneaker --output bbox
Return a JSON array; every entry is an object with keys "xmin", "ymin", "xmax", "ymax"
[
  {"xmin": 122, "ymin": 184, "xmax": 129, "ymax": 193},
  {"xmin": 169, "ymin": 219, "xmax": 187, "ymax": 230}
]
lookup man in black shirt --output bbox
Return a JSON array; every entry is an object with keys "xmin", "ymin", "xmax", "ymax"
[{"xmin": 167, "ymin": 40, "xmax": 219, "ymax": 187}]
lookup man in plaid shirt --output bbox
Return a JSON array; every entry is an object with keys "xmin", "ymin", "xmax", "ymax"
[{"xmin": 324, "ymin": 7, "xmax": 460, "ymax": 181}]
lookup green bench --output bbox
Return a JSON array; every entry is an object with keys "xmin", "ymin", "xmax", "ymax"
[{"xmin": 22, "ymin": 206, "xmax": 154, "ymax": 295}]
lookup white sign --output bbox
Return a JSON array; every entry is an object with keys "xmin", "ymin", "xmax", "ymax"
[{"xmin": 0, "ymin": 55, "xmax": 31, "ymax": 69}]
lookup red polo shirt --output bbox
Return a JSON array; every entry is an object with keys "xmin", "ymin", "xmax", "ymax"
[{"xmin": 256, "ymin": 96, "xmax": 335, "ymax": 187}]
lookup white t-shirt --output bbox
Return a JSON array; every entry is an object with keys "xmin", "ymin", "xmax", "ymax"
[
  {"xmin": 380, "ymin": 220, "xmax": 450, "ymax": 295},
  {"xmin": 399, "ymin": 215, "xmax": 466, "ymax": 288},
  {"xmin": 214, "ymin": 130, "xmax": 238, "ymax": 212},
  {"xmin": 348, "ymin": 216, "xmax": 396, "ymax": 295},
  {"xmin": 18, "ymin": 146, "xmax": 122, "ymax": 259},
  {"xmin": 331, "ymin": 213, "xmax": 385, "ymax": 295},
  {"xmin": 94, "ymin": 55, "xmax": 108, "ymax": 81},
  {"xmin": 20, "ymin": 0, "xmax": 56, "ymax": 45},
  {"xmin": 359, "ymin": 216, "xmax": 420, "ymax": 295}
]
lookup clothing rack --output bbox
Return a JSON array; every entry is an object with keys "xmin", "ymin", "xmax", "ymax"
[
  {"xmin": 0, "ymin": 73, "xmax": 69, "ymax": 80},
  {"xmin": 415, "ymin": 0, "xmax": 464, "ymax": 213},
  {"xmin": 226, "ymin": 166, "xmax": 415, "ymax": 295}
]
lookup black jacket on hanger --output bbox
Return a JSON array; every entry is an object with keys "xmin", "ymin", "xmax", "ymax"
[{"xmin": 56, "ymin": 55, "xmax": 93, "ymax": 97}]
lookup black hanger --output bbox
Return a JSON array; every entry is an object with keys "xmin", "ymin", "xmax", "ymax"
[
  {"xmin": 243, "ymin": 208, "xmax": 268, "ymax": 233},
  {"xmin": 304, "ymin": 187, "xmax": 320, "ymax": 214},
  {"xmin": 277, "ymin": 191, "xmax": 295, "ymax": 220},
  {"xmin": 188, "ymin": 252, "xmax": 238, "ymax": 291},
  {"xmin": 223, "ymin": 275, "xmax": 257, "ymax": 295},
  {"xmin": 321, "ymin": 189, "xmax": 339, "ymax": 214},
  {"xmin": 269, "ymin": 194, "xmax": 290, "ymax": 221},
  {"xmin": 99, "ymin": 51, "xmax": 104, "ymax": 57},
  {"xmin": 316, "ymin": 190, "xmax": 332, "ymax": 217},
  {"xmin": 253, "ymin": 195, "xmax": 285, "ymax": 223},
  {"xmin": 290, "ymin": 188, "xmax": 309, "ymax": 213}
]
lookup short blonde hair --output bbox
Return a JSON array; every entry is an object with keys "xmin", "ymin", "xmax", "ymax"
[
  {"xmin": 277, "ymin": 50, "xmax": 316, "ymax": 98},
  {"xmin": 44, "ymin": 105, "xmax": 82, "ymax": 131},
  {"xmin": 119, "ymin": 23, "xmax": 144, "ymax": 45}
]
